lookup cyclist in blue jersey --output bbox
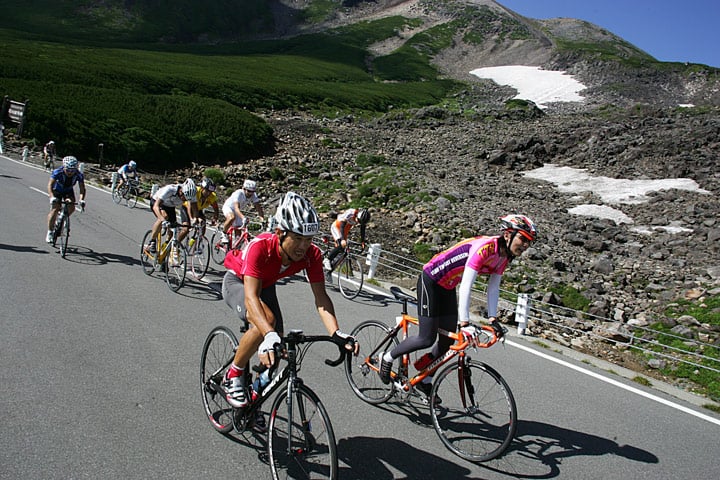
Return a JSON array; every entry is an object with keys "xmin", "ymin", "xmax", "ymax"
[
  {"xmin": 116, "ymin": 160, "xmax": 139, "ymax": 192},
  {"xmin": 46, "ymin": 156, "xmax": 86, "ymax": 243}
]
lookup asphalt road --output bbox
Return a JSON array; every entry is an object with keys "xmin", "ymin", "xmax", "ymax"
[{"xmin": 1, "ymin": 155, "xmax": 719, "ymax": 479}]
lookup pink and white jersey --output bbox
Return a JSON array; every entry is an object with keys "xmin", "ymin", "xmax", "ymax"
[{"xmin": 423, "ymin": 236, "xmax": 509, "ymax": 290}]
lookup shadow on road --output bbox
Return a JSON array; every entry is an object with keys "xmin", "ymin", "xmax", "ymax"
[
  {"xmin": 0, "ymin": 243, "xmax": 50, "ymax": 255},
  {"xmin": 481, "ymin": 419, "xmax": 659, "ymax": 478},
  {"xmin": 355, "ymin": 400, "xmax": 658, "ymax": 478},
  {"xmin": 337, "ymin": 435, "xmax": 475, "ymax": 479},
  {"xmin": 46, "ymin": 245, "xmax": 142, "ymax": 266}
]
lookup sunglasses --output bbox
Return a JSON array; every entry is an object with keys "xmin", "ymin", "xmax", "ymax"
[{"xmin": 517, "ymin": 230, "xmax": 535, "ymax": 243}]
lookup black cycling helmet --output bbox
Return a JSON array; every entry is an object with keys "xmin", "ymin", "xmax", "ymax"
[
  {"xmin": 357, "ymin": 208, "xmax": 371, "ymax": 224},
  {"xmin": 200, "ymin": 177, "xmax": 216, "ymax": 192}
]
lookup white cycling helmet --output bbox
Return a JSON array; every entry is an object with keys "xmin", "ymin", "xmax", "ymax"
[
  {"xmin": 182, "ymin": 178, "xmax": 197, "ymax": 202},
  {"xmin": 128, "ymin": 160, "xmax": 137, "ymax": 169},
  {"xmin": 274, "ymin": 192, "xmax": 320, "ymax": 237},
  {"xmin": 62, "ymin": 156, "xmax": 79, "ymax": 170},
  {"xmin": 243, "ymin": 179, "xmax": 257, "ymax": 192}
]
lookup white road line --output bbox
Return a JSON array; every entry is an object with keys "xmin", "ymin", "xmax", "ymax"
[{"xmin": 508, "ymin": 339, "xmax": 720, "ymax": 426}]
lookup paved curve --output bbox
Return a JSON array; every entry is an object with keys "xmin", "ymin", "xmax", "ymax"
[{"xmin": 1, "ymin": 155, "xmax": 718, "ymax": 479}]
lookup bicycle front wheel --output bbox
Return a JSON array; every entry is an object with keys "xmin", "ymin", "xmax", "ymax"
[
  {"xmin": 200, "ymin": 326, "xmax": 238, "ymax": 434},
  {"xmin": 189, "ymin": 236, "xmax": 211, "ymax": 280},
  {"xmin": 337, "ymin": 256, "xmax": 364, "ymax": 299},
  {"xmin": 345, "ymin": 320, "xmax": 397, "ymax": 404},
  {"xmin": 111, "ymin": 187, "xmax": 122, "ymax": 204},
  {"xmin": 126, "ymin": 188, "xmax": 138, "ymax": 208},
  {"xmin": 58, "ymin": 215, "xmax": 70, "ymax": 258},
  {"xmin": 139, "ymin": 230, "xmax": 156, "ymax": 275},
  {"xmin": 165, "ymin": 242, "xmax": 187, "ymax": 292},
  {"xmin": 268, "ymin": 384, "xmax": 338, "ymax": 480},
  {"xmin": 209, "ymin": 230, "xmax": 227, "ymax": 266},
  {"xmin": 431, "ymin": 359, "xmax": 517, "ymax": 462}
]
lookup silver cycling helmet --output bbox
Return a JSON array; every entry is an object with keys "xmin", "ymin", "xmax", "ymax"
[
  {"xmin": 200, "ymin": 176, "xmax": 216, "ymax": 192},
  {"xmin": 243, "ymin": 179, "xmax": 257, "ymax": 192},
  {"xmin": 274, "ymin": 192, "xmax": 320, "ymax": 237},
  {"xmin": 181, "ymin": 178, "xmax": 197, "ymax": 202}
]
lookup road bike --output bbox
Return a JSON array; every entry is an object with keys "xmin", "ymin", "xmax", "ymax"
[
  {"xmin": 345, "ymin": 286, "xmax": 517, "ymax": 462},
  {"xmin": 209, "ymin": 224, "xmax": 253, "ymax": 266},
  {"xmin": 200, "ymin": 326, "xmax": 349, "ymax": 479},
  {"xmin": 112, "ymin": 177, "xmax": 141, "ymax": 208},
  {"xmin": 139, "ymin": 221, "xmax": 187, "ymax": 292},
  {"xmin": 51, "ymin": 199, "xmax": 83, "ymax": 258},
  {"xmin": 317, "ymin": 235, "xmax": 365, "ymax": 300},
  {"xmin": 43, "ymin": 152, "xmax": 56, "ymax": 172},
  {"xmin": 183, "ymin": 222, "xmax": 211, "ymax": 280}
]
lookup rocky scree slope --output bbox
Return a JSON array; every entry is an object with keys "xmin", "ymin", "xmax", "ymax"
[{"xmin": 179, "ymin": 103, "xmax": 720, "ymax": 393}]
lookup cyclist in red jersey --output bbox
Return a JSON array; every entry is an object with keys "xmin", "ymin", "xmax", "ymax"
[
  {"xmin": 378, "ymin": 214, "xmax": 538, "ymax": 399},
  {"xmin": 221, "ymin": 192, "xmax": 358, "ymax": 409}
]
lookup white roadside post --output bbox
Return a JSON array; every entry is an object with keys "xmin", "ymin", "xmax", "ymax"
[
  {"xmin": 366, "ymin": 243, "xmax": 382, "ymax": 279},
  {"xmin": 516, "ymin": 293, "xmax": 529, "ymax": 335}
]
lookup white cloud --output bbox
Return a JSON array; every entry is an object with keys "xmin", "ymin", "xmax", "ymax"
[{"xmin": 469, "ymin": 66, "xmax": 586, "ymax": 109}]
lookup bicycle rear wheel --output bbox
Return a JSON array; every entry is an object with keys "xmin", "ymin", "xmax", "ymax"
[
  {"xmin": 337, "ymin": 256, "xmax": 364, "ymax": 299},
  {"xmin": 345, "ymin": 320, "xmax": 397, "ymax": 404},
  {"xmin": 431, "ymin": 359, "xmax": 517, "ymax": 462},
  {"xmin": 200, "ymin": 326, "xmax": 238, "ymax": 434},
  {"xmin": 58, "ymin": 215, "xmax": 70, "ymax": 258},
  {"xmin": 189, "ymin": 236, "xmax": 211, "ymax": 280},
  {"xmin": 209, "ymin": 230, "xmax": 227, "ymax": 266},
  {"xmin": 165, "ymin": 241, "xmax": 187, "ymax": 292},
  {"xmin": 139, "ymin": 230, "xmax": 156, "ymax": 275},
  {"xmin": 268, "ymin": 384, "xmax": 338, "ymax": 480}
]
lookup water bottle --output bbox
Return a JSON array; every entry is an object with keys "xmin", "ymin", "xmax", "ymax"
[
  {"xmin": 188, "ymin": 238, "xmax": 196, "ymax": 248},
  {"xmin": 251, "ymin": 369, "xmax": 271, "ymax": 401}
]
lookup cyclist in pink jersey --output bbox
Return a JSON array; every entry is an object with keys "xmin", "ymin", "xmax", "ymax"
[
  {"xmin": 221, "ymin": 192, "xmax": 358, "ymax": 410},
  {"xmin": 378, "ymin": 214, "xmax": 538, "ymax": 400}
]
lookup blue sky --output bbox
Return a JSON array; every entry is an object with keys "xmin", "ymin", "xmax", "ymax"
[{"xmin": 498, "ymin": 0, "xmax": 720, "ymax": 68}]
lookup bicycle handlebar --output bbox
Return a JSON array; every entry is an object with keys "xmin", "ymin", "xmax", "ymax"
[{"xmin": 272, "ymin": 330, "xmax": 350, "ymax": 368}]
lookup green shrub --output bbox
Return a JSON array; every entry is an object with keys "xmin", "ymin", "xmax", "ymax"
[
  {"xmin": 203, "ymin": 168, "xmax": 225, "ymax": 185},
  {"xmin": 269, "ymin": 167, "xmax": 284, "ymax": 181},
  {"xmin": 550, "ymin": 285, "xmax": 591, "ymax": 311},
  {"xmin": 413, "ymin": 242, "xmax": 433, "ymax": 263}
]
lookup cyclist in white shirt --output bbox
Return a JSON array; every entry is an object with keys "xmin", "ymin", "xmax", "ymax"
[
  {"xmin": 220, "ymin": 179, "xmax": 265, "ymax": 244},
  {"xmin": 144, "ymin": 178, "xmax": 198, "ymax": 255}
]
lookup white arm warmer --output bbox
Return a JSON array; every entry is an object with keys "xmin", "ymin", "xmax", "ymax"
[
  {"xmin": 486, "ymin": 273, "xmax": 502, "ymax": 317},
  {"xmin": 457, "ymin": 267, "xmax": 479, "ymax": 323}
]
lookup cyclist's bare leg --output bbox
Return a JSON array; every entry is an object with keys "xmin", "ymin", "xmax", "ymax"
[
  {"xmin": 222, "ymin": 215, "xmax": 234, "ymax": 237},
  {"xmin": 177, "ymin": 224, "xmax": 191, "ymax": 244},
  {"xmin": 47, "ymin": 203, "xmax": 61, "ymax": 230}
]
